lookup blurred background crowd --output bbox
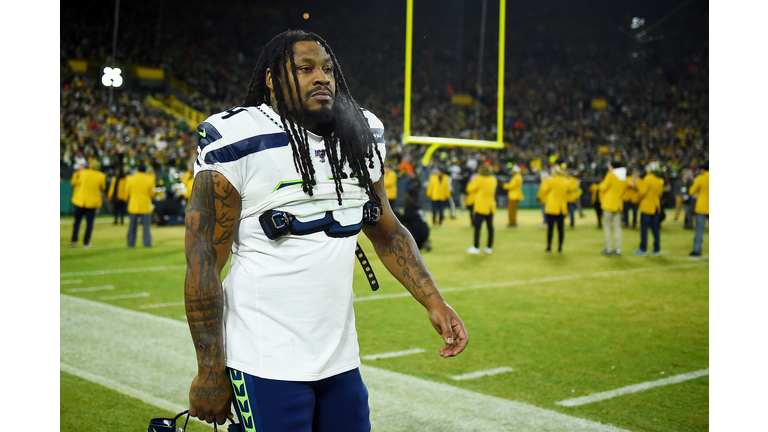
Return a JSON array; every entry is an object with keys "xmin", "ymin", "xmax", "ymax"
[{"xmin": 60, "ymin": 0, "xmax": 708, "ymax": 222}]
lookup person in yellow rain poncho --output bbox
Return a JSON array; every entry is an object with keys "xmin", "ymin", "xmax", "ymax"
[
  {"xmin": 69, "ymin": 160, "xmax": 107, "ymax": 247},
  {"xmin": 125, "ymin": 163, "xmax": 157, "ymax": 248},
  {"xmin": 631, "ymin": 162, "xmax": 665, "ymax": 256},
  {"xmin": 688, "ymin": 161, "xmax": 709, "ymax": 256},
  {"xmin": 426, "ymin": 166, "xmax": 451, "ymax": 226},
  {"xmin": 503, "ymin": 165, "xmax": 524, "ymax": 227},
  {"xmin": 465, "ymin": 164, "xmax": 498, "ymax": 254},
  {"xmin": 539, "ymin": 164, "xmax": 577, "ymax": 253}
]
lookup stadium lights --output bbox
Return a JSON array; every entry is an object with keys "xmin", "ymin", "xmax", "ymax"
[
  {"xmin": 631, "ymin": 17, "xmax": 645, "ymax": 29},
  {"xmin": 102, "ymin": 66, "xmax": 123, "ymax": 88}
]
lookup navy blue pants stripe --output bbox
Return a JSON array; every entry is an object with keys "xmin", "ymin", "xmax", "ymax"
[{"xmin": 228, "ymin": 368, "xmax": 370, "ymax": 432}]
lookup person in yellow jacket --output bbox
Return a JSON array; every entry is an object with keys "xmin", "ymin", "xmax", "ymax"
[
  {"xmin": 383, "ymin": 166, "xmax": 399, "ymax": 211},
  {"xmin": 565, "ymin": 167, "xmax": 581, "ymax": 228},
  {"xmin": 69, "ymin": 160, "xmax": 107, "ymax": 248},
  {"xmin": 502, "ymin": 165, "xmax": 524, "ymax": 227},
  {"xmin": 125, "ymin": 164, "xmax": 157, "ymax": 247},
  {"xmin": 426, "ymin": 166, "xmax": 451, "ymax": 226},
  {"xmin": 631, "ymin": 162, "xmax": 665, "ymax": 256},
  {"xmin": 598, "ymin": 160, "xmax": 628, "ymax": 255},
  {"xmin": 108, "ymin": 166, "xmax": 129, "ymax": 225},
  {"xmin": 465, "ymin": 164, "xmax": 498, "ymax": 254},
  {"xmin": 539, "ymin": 164, "xmax": 577, "ymax": 253},
  {"xmin": 689, "ymin": 161, "xmax": 709, "ymax": 256},
  {"xmin": 622, "ymin": 170, "xmax": 640, "ymax": 229},
  {"xmin": 536, "ymin": 171, "xmax": 550, "ymax": 227}
]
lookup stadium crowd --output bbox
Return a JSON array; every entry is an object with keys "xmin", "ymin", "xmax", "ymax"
[{"xmin": 61, "ymin": 0, "xmax": 708, "ymax": 220}]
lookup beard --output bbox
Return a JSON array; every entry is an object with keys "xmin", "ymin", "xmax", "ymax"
[
  {"xmin": 302, "ymin": 101, "xmax": 334, "ymax": 126},
  {"xmin": 301, "ymin": 86, "xmax": 335, "ymax": 126}
]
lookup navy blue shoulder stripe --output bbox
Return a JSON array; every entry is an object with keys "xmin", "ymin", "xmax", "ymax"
[
  {"xmin": 203, "ymin": 132, "xmax": 290, "ymax": 164},
  {"xmin": 197, "ymin": 122, "xmax": 223, "ymax": 150}
]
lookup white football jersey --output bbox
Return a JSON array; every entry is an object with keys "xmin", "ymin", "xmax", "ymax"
[{"xmin": 194, "ymin": 104, "xmax": 386, "ymax": 381}]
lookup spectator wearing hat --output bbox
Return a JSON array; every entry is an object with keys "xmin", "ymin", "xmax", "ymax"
[
  {"xmin": 426, "ymin": 166, "xmax": 451, "ymax": 226},
  {"xmin": 540, "ymin": 164, "xmax": 577, "ymax": 253},
  {"xmin": 598, "ymin": 160, "xmax": 628, "ymax": 255},
  {"xmin": 125, "ymin": 164, "xmax": 157, "ymax": 247},
  {"xmin": 69, "ymin": 160, "xmax": 107, "ymax": 248},
  {"xmin": 502, "ymin": 165, "xmax": 524, "ymax": 227},
  {"xmin": 688, "ymin": 161, "xmax": 709, "ymax": 256},
  {"xmin": 466, "ymin": 164, "xmax": 498, "ymax": 254},
  {"xmin": 632, "ymin": 162, "xmax": 665, "ymax": 256}
]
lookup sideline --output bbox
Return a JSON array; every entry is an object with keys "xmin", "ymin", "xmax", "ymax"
[{"xmin": 61, "ymin": 295, "xmax": 632, "ymax": 432}]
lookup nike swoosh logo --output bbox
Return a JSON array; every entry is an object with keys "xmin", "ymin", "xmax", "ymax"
[{"xmin": 199, "ymin": 129, "xmax": 207, "ymax": 138}]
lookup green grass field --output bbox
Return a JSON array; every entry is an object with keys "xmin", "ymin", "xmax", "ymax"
[{"xmin": 60, "ymin": 208, "xmax": 708, "ymax": 432}]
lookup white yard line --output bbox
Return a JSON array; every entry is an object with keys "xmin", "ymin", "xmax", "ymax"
[
  {"xmin": 67, "ymin": 285, "xmax": 114, "ymax": 293},
  {"xmin": 60, "ymin": 279, "xmax": 82, "ymax": 285},
  {"xmin": 61, "ymin": 295, "xmax": 632, "ymax": 432},
  {"xmin": 362, "ymin": 348, "xmax": 425, "ymax": 360},
  {"xmin": 556, "ymin": 369, "xmax": 710, "ymax": 407},
  {"xmin": 100, "ymin": 292, "xmax": 150, "ymax": 300},
  {"xmin": 354, "ymin": 262, "xmax": 709, "ymax": 302},
  {"xmin": 61, "ymin": 265, "xmax": 186, "ymax": 277},
  {"xmin": 450, "ymin": 367, "xmax": 514, "ymax": 381}
]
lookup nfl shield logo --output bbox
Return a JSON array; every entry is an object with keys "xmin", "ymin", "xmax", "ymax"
[{"xmin": 315, "ymin": 149, "xmax": 326, "ymax": 163}]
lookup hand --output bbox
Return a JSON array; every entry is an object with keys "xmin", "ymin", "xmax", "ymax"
[
  {"xmin": 427, "ymin": 302, "xmax": 469, "ymax": 358},
  {"xmin": 188, "ymin": 370, "xmax": 234, "ymax": 426}
]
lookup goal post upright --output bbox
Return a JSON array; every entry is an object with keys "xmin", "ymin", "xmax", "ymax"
[{"xmin": 403, "ymin": 0, "xmax": 507, "ymax": 166}]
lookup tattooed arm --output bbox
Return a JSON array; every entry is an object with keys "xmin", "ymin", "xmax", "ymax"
[
  {"xmin": 363, "ymin": 178, "xmax": 468, "ymax": 358},
  {"xmin": 184, "ymin": 171, "xmax": 241, "ymax": 425}
]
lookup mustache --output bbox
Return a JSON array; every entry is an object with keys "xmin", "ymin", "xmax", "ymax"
[{"xmin": 305, "ymin": 86, "xmax": 334, "ymax": 100}]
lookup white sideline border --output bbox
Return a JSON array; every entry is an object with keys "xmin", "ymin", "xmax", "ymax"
[
  {"xmin": 556, "ymin": 369, "xmax": 710, "ymax": 407},
  {"xmin": 61, "ymin": 294, "xmax": 632, "ymax": 432}
]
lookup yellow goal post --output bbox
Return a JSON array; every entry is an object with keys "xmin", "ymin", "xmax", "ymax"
[{"xmin": 403, "ymin": 0, "xmax": 507, "ymax": 166}]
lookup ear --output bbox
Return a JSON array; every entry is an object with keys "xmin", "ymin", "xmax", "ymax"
[{"xmin": 266, "ymin": 68, "xmax": 274, "ymax": 90}]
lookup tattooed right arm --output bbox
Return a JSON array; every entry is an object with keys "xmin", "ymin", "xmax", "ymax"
[{"xmin": 184, "ymin": 170, "xmax": 241, "ymax": 425}]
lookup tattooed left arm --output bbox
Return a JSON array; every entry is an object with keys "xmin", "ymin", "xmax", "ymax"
[{"xmin": 363, "ymin": 178, "xmax": 468, "ymax": 358}]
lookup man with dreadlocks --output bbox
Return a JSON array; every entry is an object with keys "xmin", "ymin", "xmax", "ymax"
[{"xmin": 183, "ymin": 30, "xmax": 468, "ymax": 431}]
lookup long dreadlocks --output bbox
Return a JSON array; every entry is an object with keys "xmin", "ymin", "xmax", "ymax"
[{"xmin": 243, "ymin": 29, "xmax": 385, "ymax": 206}]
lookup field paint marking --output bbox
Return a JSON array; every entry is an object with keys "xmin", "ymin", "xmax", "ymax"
[
  {"xmin": 61, "ymin": 265, "xmax": 186, "ymax": 277},
  {"xmin": 60, "ymin": 279, "xmax": 82, "ymax": 285},
  {"xmin": 100, "ymin": 292, "xmax": 151, "ymax": 300},
  {"xmin": 139, "ymin": 301, "xmax": 185, "ymax": 309},
  {"xmin": 67, "ymin": 285, "xmax": 114, "ymax": 293},
  {"xmin": 61, "ymin": 295, "xmax": 632, "ymax": 432},
  {"xmin": 450, "ymin": 367, "xmax": 514, "ymax": 381},
  {"xmin": 556, "ymin": 369, "xmax": 709, "ymax": 407},
  {"xmin": 354, "ymin": 262, "xmax": 709, "ymax": 302},
  {"xmin": 61, "ymin": 363, "xmax": 218, "ymax": 430},
  {"xmin": 361, "ymin": 348, "xmax": 425, "ymax": 360}
]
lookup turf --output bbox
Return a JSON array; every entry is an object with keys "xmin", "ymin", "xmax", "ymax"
[{"xmin": 60, "ymin": 208, "xmax": 708, "ymax": 431}]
